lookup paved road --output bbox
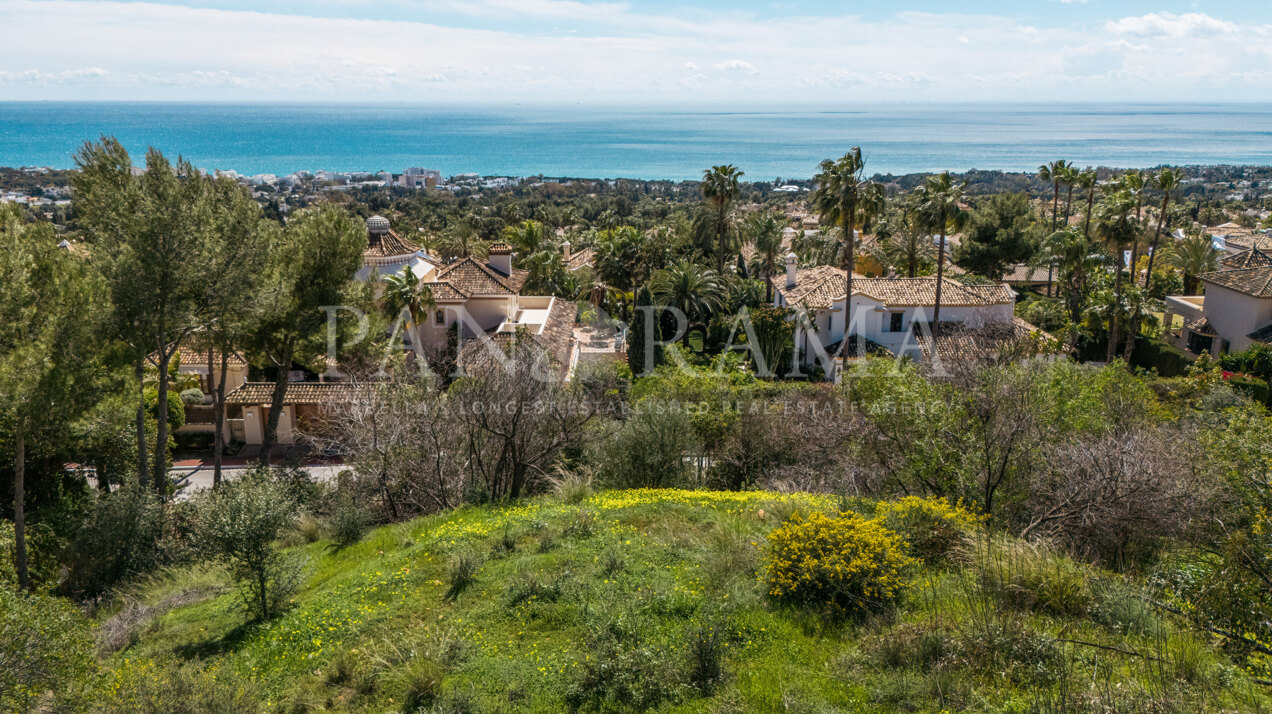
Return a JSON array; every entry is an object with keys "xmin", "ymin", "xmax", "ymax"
[{"xmin": 169, "ymin": 462, "xmax": 346, "ymax": 498}]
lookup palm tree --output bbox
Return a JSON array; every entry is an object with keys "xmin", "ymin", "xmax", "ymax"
[
  {"xmin": 442, "ymin": 217, "xmax": 484, "ymax": 260},
  {"xmin": 1046, "ymin": 226, "xmax": 1105, "ymax": 328},
  {"xmin": 917, "ymin": 171, "xmax": 966, "ymax": 337},
  {"xmin": 1038, "ymin": 159, "xmax": 1072, "ymax": 231},
  {"xmin": 812, "ymin": 148, "xmax": 875, "ymax": 351},
  {"xmin": 1167, "ymin": 229, "xmax": 1219, "ymax": 295},
  {"xmin": 746, "ymin": 211, "xmax": 784, "ymax": 302},
  {"xmin": 1059, "ymin": 163, "xmax": 1080, "ymax": 224},
  {"xmin": 1093, "ymin": 191, "xmax": 1138, "ymax": 361},
  {"xmin": 877, "ymin": 200, "xmax": 933, "ymax": 278},
  {"xmin": 1145, "ymin": 168, "xmax": 1180, "ymax": 291},
  {"xmin": 382, "ymin": 266, "xmax": 435, "ymax": 348},
  {"xmin": 649, "ymin": 260, "xmax": 725, "ymax": 347},
  {"xmin": 503, "ymin": 219, "xmax": 547, "ymax": 255},
  {"xmin": 696, "ymin": 165, "xmax": 744, "ymax": 273},
  {"xmin": 1078, "ymin": 169, "xmax": 1098, "ymax": 240}
]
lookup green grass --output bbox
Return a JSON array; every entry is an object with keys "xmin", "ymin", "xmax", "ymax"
[{"xmin": 100, "ymin": 489, "xmax": 1271, "ymax": 712}]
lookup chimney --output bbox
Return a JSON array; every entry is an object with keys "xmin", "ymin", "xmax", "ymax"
[
  {"xmin": 488, "ymin": 242, "xmax": 513, "ymax": 275},
  {"xmin": 785, "ymin": 252, "xmax": 798, "ymax": 289},
  {"xmin": 562, "ymin": 240, "xmax": 571, "ymax": 261}
]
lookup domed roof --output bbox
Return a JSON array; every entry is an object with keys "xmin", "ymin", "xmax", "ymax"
[{"xmin": 366, "ymin": 215, "xmax": 390, "ymax": 234}]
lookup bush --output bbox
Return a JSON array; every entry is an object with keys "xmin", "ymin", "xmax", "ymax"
[
  {"xmin": 970, "ymin": 538, "xmax": 1091, "ymax": 617},
  {"xmin": 192, "ymin": 472, "xmax": 298, "ymax": 620},
  {"xmin": 104, "ymin": 658, "xmax": 263, "ymax": 713},
  {"xmin": 0, "ymin": 584, "xmax": 97, "ymax": 711},
  {"xmin": 445, "ymin": 551, "xmax": 481, "ymax": 601},
  {"xmin": 763, "ymin": 511, "xmax": 914, "ymax": 615},
  {"xmin": 329, "ymin": 498, "xmax": 372, "ymax": 548},
  {"xmin": 598, "ymin": 403, "xmax": 697, "ymax": 488},
  {"xmin": 178, "ymin": 387, "xmax": 205, "ymax": 405},
  {"xmin": 873, "ymin": 497, "xmax": 981, "ymax": 566},
  {"xmin": 63, "ymin": 484, "xmax": 190, "ymax": 598}
]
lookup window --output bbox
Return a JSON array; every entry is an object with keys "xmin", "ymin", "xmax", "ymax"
[
  {"xmin": 889, "ymin": 312, "xmax": 903, "ymax": 333},
  {"xmin": 434, "ymin": 309, "xmax": 445, "ymax": 325}
]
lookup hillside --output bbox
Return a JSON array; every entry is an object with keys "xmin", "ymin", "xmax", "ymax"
[{"xmin": 93, "ymin": 488, "xmax": 1268, "ymax": 713}]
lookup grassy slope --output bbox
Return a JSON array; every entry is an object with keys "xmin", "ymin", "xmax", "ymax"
[{"xmin": 105, "ymin": 489, "xmax": 1269, "ymax": 712}]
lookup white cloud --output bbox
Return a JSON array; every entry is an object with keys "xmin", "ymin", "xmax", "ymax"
[
  {"xmin": 715, "ymin": 59, "xmax": 758, "ymax": 74},
  {"xmin": 0, "ymin": 1, "xmax": 1269, "ymax": 101},
  {"xmin": 1104, "ymin": 12, "xmax": 1240, "ymax": 39}
]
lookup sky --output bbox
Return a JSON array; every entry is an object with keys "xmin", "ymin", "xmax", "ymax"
[{"xmin": 1, "ymin": 0, "xmax": 1271, "ymax": 103}]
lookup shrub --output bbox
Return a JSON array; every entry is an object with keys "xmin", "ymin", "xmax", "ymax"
[
  {"xmin": 63, "ymin": 484, "xmax": 189, "ymax": 598},
  {"xmin": 394, "ymin": 658, "xmax": 444, "ymax": 711},
  {"xmin": 192, "ymin": 471, "xmax": 298, "ymax": 620},
  {"xmin": 873, "ymin": 496, "xmax": 980, "ymax": 566},
  {"xmin": 0, "ymin": 584, "xmax": 97, "ymax": 711},
  {"xmin": 445, "ymin": 551, "xmax": 481, "ymax": 601},
  {"xmin": 763, "ymin": 511, "xmax": 913, "ymax": 615},
  {"xmin": 970, "ymin": 537, "xmax": 1091, "ymax": 617},
  {"xmin": 329, "ymin": 499, "xmax": 372, "ymax": 548},
  {"xmin": 686, "ymin": 622, "xmax": 726, "ymax": 692},
  {"xmin": 105, "ymin": 658, "xmax": 263, "ymax": 713},
  {"xmin": 598, "ymin": 404, "xmax": 697, "ymax": 488},
  {"xmin": 179, "ymin": 387, "xmax": 205, "ymax": 405}
]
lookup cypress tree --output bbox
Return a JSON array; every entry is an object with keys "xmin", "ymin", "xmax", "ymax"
[{"xmin": 627, "ymin": 286, "xmax": 657, "ymax": 376}]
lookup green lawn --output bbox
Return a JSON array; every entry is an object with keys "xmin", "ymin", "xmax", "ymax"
[{"xmin": 101, "ymin": 489, "xmax": 1270, "ymax": 712}]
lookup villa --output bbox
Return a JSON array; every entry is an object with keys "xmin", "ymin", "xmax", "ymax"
[{"xmin": 773, "ymin": 253, "xmax": 1034, "ymax": 369}]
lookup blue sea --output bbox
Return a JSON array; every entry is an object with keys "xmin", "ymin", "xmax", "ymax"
[{"xmin": 3, "ymin": 102, "xmax": 1272, "ymax": 180}]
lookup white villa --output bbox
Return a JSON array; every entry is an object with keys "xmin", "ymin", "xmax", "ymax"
[
  {"xmin": 773, "ymin": 253, "xmax": 1029, "ymax": 367},
  {"xmin": 220, "ymin": 216, "xmax": 577, "ymax": 449},
  {"xmin": 1165, "ymin": 248, "xmax": 1272, "ymax": 355}
]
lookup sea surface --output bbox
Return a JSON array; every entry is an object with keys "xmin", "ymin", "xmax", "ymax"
[{"xmin": 3, "ymin": 102, "xmax": 1272, "ymax": 180}]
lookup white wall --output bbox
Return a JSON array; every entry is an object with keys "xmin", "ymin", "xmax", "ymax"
[{"xmin": 1204, "ymin": 285, "xmax": 1272, "ymax": 352}]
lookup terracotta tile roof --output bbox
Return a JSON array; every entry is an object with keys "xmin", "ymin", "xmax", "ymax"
[
  {"xmin": 774, "ymin": 265, "xmax": 858, "ymax": 310},
  {"xmin": 1002, "ymin": 264, "xmax": 1049, "ymax": 284},
  {"xmin": 422, "ymin": 281, "xmax": 468, "ymax": 301},
  {"xmin": 151, "ymin": 338, "xmax": 247, "ymax": 368},
  {"xmin": 434, "ymin": 257, "xmax": 529, "ymax": 296},
  {"xmin": 854, "ymin": 277, "xmax": 1013, "ymax": 307},
  {"xmin": 488, "ymin": 242, "xmax": 513, "ymax": 255},
  {"xmin": 225, "ymin": 381, "xmax": 368, "ymax": 406},
  {"xmin": 1199, "ymin": 266, "xmax": 1272, "ymax": 298},
  {"xmin": 777, "ymin": 265, "xmax": 1014, "ymax": 310},
  {"xmin": 914, "ymin": 317, "xmax": 1053, "ymax": 364},
  {"xmin": 1185, "ymin": 317, "xmax": 1218, "ymax": 336},
  {"xmin": 363, "ymin": 228, "xmax": 423, "ymax": 261},
  {"xmin": 1221, "ymin": 247, "xmax": 1272, "ymax": 269}
]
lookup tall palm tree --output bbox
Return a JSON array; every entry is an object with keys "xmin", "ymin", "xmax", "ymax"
[
  {"xmin": 1046, "ymin": 226, "xmax": 1104, "ymax": 329},
  {"xmin": 1145, "ymin": 168, "xmax": 1180, "ymax": 291},
  {"xmin": 443, "ymin": 216, "xmax": 484, "ymax": 261},
  {"xmin": 1093, "ymin": 191, "xmax": 1138, "ymax": 362},
  {"xmin": 1038, "ymin": 159, "xmax": 1072, "ymax": 231},
  {"xmin": 1059, "ymin": 163, "xmax": 1080, "ymax": 225},
  {"xmin": 746, "ymin": 211, "xmax": 784, "ymax": 302},
  {"xmin": 917, "ymin": 171, "xmax": 966, "ymax": 337},
  {"xmin": 812, "ymin": 148, "xmax": 875, "ymax": 351},
  {"xmin": 1167, "ymin": 229, "xmax": 1219, "ymax": 295},
  {"xmin": 696, "ymin": 165, "xmax": 744, "ymax": 273},
  {"xmin": 649, "ymin": 260, "xmax": 725, "ymax": 347},
  {"xmin": 1078, "ymin": 169, "xmax": 1098, "ymax": 240}
]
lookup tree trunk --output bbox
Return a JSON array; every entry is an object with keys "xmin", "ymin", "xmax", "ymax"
[
  {"xmin": 1108, "ymin": 242, "xmax": 1124, "ymax": 363},
  {"xmin": 1064, "ymin": 185, "xmax": 1074, "ymax": 223},
  {"xmin": 153, "ymin": 350, "xmax": 172, "ymax": 495},
  {"xmin": 840, "ymin": 199, "xmax": 856, "ymax": 358},
  {"xmin": 1083, "ymin": 185, "xmax": 1096, "ymax": 240},
  {"xmin": 258, "ymin": 341, "xmax": 293, "ymax": 465},
  {"xmin": 213, "ymin": 344, "xmax": 228, "ymax": 488},
  {"xmin": 1145, "ymin": 195, "xmax": 1170, "ymax": 291},
  {"xmin": 135, "ymin": 357, "xmax": 148, "ymax": 486},
  {"xmin": 933, "ymin": 213, "xmax": 947, "ymax": 340},
  {"xmin": 14, "ymin": 420, "xmax": 28, "ymax": 591},
  {"xmin": 1051, "ymin": 179, "xmax": 1060, "ymax": 231}
]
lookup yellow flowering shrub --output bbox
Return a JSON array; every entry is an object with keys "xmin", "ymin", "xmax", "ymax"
[
  {"xmin": 763, "ymin": 512, "xmax": 913, "ymax": 614},
  {"xmin": 873, "ymin": 496, "xmax": 982, "ymax": 565}
]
